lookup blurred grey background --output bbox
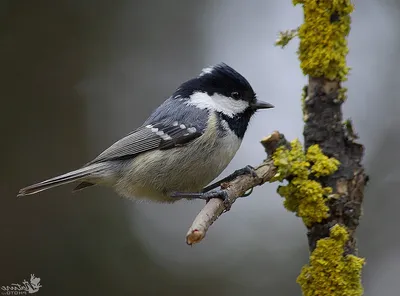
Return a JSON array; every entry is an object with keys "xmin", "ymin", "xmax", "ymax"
[{"xmin": 1, "ymin": 0, "xmax": 399, "ymax": 295}]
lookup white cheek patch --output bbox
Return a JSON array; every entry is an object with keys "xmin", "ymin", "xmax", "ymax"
[{"xmin": 186, "ymin": 92, "xmax": 249, "ymax": 117}]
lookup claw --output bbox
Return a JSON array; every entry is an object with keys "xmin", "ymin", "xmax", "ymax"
[{"xmin": 243, "ymin": 165, "xmax": 257, "ymax": 178}]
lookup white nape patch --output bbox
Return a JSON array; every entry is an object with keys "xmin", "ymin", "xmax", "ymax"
[
  {"xmin": 186, "ymin": 92, "xmax": 249, "ymax": 117},
  {"xmin": 199, "ymin": 66, "xmax": 213, "ymax": 77}
]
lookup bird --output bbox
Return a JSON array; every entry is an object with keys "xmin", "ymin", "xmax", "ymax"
[{"xmin": 17, "ymin": 63, "xmax": 274, "ymax": 203}]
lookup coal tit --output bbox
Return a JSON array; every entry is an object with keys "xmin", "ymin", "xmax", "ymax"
[{"xmin": 18, "ymin": 63, "xmax": 274, "ymax": 202}]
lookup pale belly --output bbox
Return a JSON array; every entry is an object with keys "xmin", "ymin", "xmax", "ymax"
[{"xmin": 115, "ymin": 131, "xmax": 241, "ymax": 202}]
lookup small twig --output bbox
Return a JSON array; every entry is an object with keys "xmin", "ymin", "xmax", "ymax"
[{"xmin": 186, "ymin": 131, "xmax": 288, "ymax": 245}]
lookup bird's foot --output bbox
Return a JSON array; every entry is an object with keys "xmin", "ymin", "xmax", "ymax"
[
  {"xmin": 170, "ymin": 190, "xmax": 232, "ymax": 211},
  {"xmin": 202, "ymin": 165, "xmax": 257, "ymax": 194}
]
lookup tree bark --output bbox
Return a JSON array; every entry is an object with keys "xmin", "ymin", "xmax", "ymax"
[{"xmin": 303, "ymin": 78, "xmax": 366, "ymax": 254}]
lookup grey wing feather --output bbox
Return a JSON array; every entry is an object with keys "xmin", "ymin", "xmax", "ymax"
[
  {"xmin": 90, "ymin": 128, "xmax": 158, "ymax": 163},
  {"xmin": 88, "ymin": 123, "xmax": 202, "ymax": 164},
  {"xmin": 88, "ymin": 97, "xmax": 209, "ymax": 164}
]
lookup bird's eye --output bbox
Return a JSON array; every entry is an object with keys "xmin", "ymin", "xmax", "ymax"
[{"xmin": 231, "ymin": 92, "xmax": 240, "ymax": 100}]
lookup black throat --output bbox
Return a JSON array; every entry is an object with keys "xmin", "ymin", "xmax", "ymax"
[{"xmin": 218, "ymin": 109, "xmax": 254, "ymax": 139}]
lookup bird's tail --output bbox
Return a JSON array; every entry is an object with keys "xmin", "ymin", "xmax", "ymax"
[{"xmin": 17, "ymin": 163, "xmax": 106, "ymax": 197}]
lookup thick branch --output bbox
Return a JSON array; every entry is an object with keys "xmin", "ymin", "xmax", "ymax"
[
  {"xmin": 186, "ymin": 131, "xmax": 288, "ymax": 245},
  {"xmin": 303, "ymin": 78, "xmax": 366, "ymax": 253}
]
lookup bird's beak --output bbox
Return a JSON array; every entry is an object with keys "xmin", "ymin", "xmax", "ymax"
[{"xmin": 251, "ymin": 100, "xmax": 274, "ymax": 110}]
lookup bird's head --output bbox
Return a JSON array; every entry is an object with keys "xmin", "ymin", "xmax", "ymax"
[{"xmin": 172, "ymin": 63, "xmax": 274, "ymax": 137}]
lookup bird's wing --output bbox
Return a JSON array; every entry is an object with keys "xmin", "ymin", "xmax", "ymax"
[{"xmin": 88, "ymin": 121, "xmax": 202, "ymax": 164}]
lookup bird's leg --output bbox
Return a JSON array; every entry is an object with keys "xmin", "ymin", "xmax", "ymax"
[
  {"xmin": 202, "ymin": 165, "xmax": 257, "ymax": 193},
  {"xmin": 170, "ymin": 190, "xmax": 232, "ymax": 210}
]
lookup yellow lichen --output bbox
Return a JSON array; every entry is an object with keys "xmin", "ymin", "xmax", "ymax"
[
  {"xmin": 338, "ymin": 87, "xmax": 348, "ymax": 101},
  {"xmin": 275, "ymin": 28, "xmax": 299, "ymax": 48},
  {"xmin": 271, "ymin": 140, "xmax": 340, "ymax": 226},
  {"xmin": 301, "ymin": 85, "xmax": 308, "ymax": 121},
  {"xmin": 307, "ymin": 145, "xmax": 340, "ymax": 178},
  {"xmin": 297, "ymin": 224, "xmax": 365, "ymax": 296},
  {"xmin": 293, "ymin": 0, "xmax": 354, "ymax": 81}
]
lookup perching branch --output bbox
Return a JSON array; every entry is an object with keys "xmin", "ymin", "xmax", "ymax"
[{"xmin": 186, "ymin": 131, "xmax": 288, "ymax": 245}]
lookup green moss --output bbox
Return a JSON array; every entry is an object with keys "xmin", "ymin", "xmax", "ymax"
[
  {"xmin": 293, "ymin": 0, "xmax": 354, "ymax": 81},
  {"xmin": 343, "ymin": 118, "xmax": 359, "ymax": 140},
  {"xmin": 271, "ymin": 140, "xmax": 340, "ymax": 226},
  {"xmin": 297, "ymin": 225, "xmax": 365, "ymax": 296}
]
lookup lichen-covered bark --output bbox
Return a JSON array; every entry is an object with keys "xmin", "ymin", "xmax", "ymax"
[
  {"xmin": 272, "ymin": 140, "xmax": 340, "ymax": 226},
  {"xmin": 275, "ymin": 1, "xmax": 367, "ymax": 295},
  {"xmin": 297, "ymin": 225, "xmax": 364, "ymax": 296},
  {"xmin": 303, "ymin": 78, "xmax": 366, "ymax": 254}
]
